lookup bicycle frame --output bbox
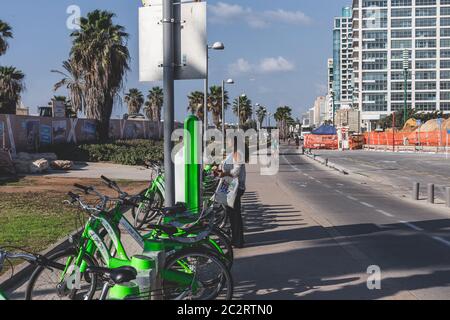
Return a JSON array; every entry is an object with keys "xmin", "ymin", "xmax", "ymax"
[{"xmin": 66, "ymin": 207, "xmax": 200, "ymax": 299}]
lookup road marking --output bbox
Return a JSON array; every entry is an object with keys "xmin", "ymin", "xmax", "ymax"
[
  {"xmin": 336, "ymin": 190, "xmax": 344, "ymax": 194},
  {"xmin": 347, "ymin": 195, "xmax": 358, "ymax": 201},
  {"xmin": 400, "ymin": 221, "xmax": 424, "ymax": 232},
  {"xmin": 376, "ymin": 209, "xmax": 394, "ymax": 217},
  {"xmin": 432, "ymin": 236, "xmax": 450, "ymax": 248},
  {"xmin": 316, "ymin": 180, "xmax": 323, "ymax": 184},
  {"xmin": 324, "ymin": 184, "xmax": 332, "ymax": 189},
  {"xmin": 360, "ymin": 202, "xmax": 375, "ymax": 208}
]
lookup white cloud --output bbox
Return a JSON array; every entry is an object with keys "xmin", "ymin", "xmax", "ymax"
[
  {"xmin": 264, "ymin": 9, "xmax": 312, "ymax": 25},
  {"xmin": 229, "ymin": 56, "xmax": 295, "ymax": 75},
  {"xmin": 260, "ymin": 57, "xmax": 295, "ymax": 73},
  {"xmin": 209, "ymin": 2, "xmax": 312, "ymax": 29},
  {"xmin": 229, "ymin": 58, "xmax": 253, "ymax": 75}
]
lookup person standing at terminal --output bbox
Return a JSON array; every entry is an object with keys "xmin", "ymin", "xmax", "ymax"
[{"xmin": 215, "ymin": 137, "xmax": 246, "ymax": 248}]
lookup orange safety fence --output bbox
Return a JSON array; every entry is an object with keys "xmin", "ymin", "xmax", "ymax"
[
  {"xmin": 364, "ymin": 131, "xmax": 450, "ymax": 147},
  {"xmin": 304, "ymin": 134, "xmax": 338, "ymax": 150}
]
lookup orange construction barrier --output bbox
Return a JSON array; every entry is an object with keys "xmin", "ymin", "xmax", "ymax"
[
  {"xmin": 304, "ymin": 134, "xmax": 338, "ymax": 150},
  {"xmin": 364, "ymin": 131, "xmax": 450, "ymax": 147}
]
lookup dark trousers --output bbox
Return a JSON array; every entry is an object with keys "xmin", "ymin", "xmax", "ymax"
[{"xmin": 228, "ymin": 188, "xmax": 245, "ymax": 248}]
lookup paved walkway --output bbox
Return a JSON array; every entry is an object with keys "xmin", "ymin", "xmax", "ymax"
[{"xmin": 39, "ymin": 162, "xmax": 153, "ymax": 181}]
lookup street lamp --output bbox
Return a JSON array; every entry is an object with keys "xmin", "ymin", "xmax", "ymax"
[
  {"xmin": 205, "ymin": 42, "xmax": 225, "ymax": 152},
  {"xmin": 403, "ymin": 49, "xmax": 410, "ymax": 125},
  {"xmin": 237, "ymin": 93, "xmax": 246, "ymax": 129},
  {"xmin": 222, "ymin": 78, "xmax": 234, "ymax": 150}
]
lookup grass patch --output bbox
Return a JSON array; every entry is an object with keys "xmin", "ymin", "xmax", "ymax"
[{"xmin": 0, "ymin": 192, "xmax": 80, "ymax": 253}]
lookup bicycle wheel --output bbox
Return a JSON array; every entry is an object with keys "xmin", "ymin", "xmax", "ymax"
[
  {"xmin": 25, "ymin": 248, "xmax": 98, "ymax": 300},
  {"xmin": 162, "ymin": 248, "xmax": 233, "ymax": 300},
  {"xmin": 204, "ymin": 227, "xmax": 234, "ymax": 269},
  {"xmin": 133, "ymin": 190, "xmax": 163, "ymax": 229}
]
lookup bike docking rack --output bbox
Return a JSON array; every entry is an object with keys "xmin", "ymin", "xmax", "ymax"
[{"xmin": 412, "ymin": 181, "xmax": 450, "ymax": 209}]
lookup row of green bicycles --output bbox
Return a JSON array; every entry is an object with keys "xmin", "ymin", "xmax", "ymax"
[{"xmin": 0, "ymin": 162, "xmax": 234, "ymax": 300}]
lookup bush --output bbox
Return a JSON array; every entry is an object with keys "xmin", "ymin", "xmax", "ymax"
[{"xmin": 41, "ymin": 139, "xmax": 164, "ymax": 166}]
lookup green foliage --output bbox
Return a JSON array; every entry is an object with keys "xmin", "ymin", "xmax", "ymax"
[{"xmin": 42, "ymin": 139, "xmax": 163, "ymax": 166}]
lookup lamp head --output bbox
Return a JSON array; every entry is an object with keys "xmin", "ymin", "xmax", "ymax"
[{"xmin": 210, "ymin": 42, "xmax": 225, "ymax": 50}]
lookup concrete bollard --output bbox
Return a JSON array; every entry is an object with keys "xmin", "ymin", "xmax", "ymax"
[
  {"xmin": 446, "ymin": 187, "xmax": 450, "ymax": 208},
  {"xmin": 428, "ymin": 184, "xmax": 435, "ymax": 204},
  {"xmin": 412, "ymin": 182, "xmax": 420, "ymax": 201}
]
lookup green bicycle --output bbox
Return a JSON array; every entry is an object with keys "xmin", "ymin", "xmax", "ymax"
[{"xmin": 25, "ymin": 189, "xmax": 234, "ymax": 300}]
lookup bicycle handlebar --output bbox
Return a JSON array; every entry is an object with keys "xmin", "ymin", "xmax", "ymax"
[{"xmin": 0, "ymin": 250, "xmax": 38, "ymax": 273}]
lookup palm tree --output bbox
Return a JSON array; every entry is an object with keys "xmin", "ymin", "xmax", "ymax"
[
  {"xmin": 187, "ymin": 91, "xmax": 205, "ymax": 119},
  {"xmin": 69, "ymin": 10, "xmax": 130, "ymax": 141},
  {"xmin": 124, "ymin": 88, "xmax": 144, "ymax": 115},
  {"xmin": 256, "ymin": 106, "xmax": 267, "ymax": 129},
  {"xmin": 144, "ymin": 86, "xmax": 163, "ymax": 121},
  {"xmin": 274, "ymin": 106, "xmax": 293, "ymax": 138},
  {"xmin": 0, "ymin": 20, "xmax": 12, "ymax": 56},
  {"xmin": 52, "ymin": 59, "xmax": 85, "ymax": 114},
  {"xmin": 0, "ymin": 66, "xmax": 25, "ymax": 114},
  {"xmin": 208, "ymin": 85, "xmax": 229, "ymax": 129},
  {"xmin": 232, "ymin": 95, "xmax": 253, "ymax": 126}
]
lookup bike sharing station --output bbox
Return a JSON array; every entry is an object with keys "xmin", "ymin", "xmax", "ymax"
[
  {"xmin": 98, "ymin": 0, "xmax": 221, "ymax": 300},
  {"xmin": 0, "ymin": 0, "xmax": 234, "ymax": 301}
]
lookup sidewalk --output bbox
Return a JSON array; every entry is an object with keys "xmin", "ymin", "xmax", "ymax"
[{"xmin": 232, "ymin": 162, "xmax": 414, "ymax": 300}]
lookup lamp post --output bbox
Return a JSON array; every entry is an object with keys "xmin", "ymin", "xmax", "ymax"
[
  {"xmin": 330, "ymin": 90, "xmax": 336, "ymax": 126},
  {"xmin": 403, "ymin": 49, "xmax": 409, "ymax": 125},
  {"xmin": 204, "ymin": 42, "xmax": 225, "ymax": 153},
  {"xmin": 222, "ymin": 78, "xmax": 234, "ymax": 149}
]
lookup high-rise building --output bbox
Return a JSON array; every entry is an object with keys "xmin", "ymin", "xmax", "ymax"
[
  {"xmin": 352, "ymin": 0, "xmax": 450, "ymax": 129},
  {"xmin": 326, "ymin": 58, "xmax": 335, "ymax": 121},
  {"xmin": 333, "ymin": 6, "xmax": 354, "ymax": 112}
]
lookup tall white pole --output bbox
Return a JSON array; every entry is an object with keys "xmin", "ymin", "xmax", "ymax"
[
  {"xmin": 222, "ymin": 80, "xmax": 225, "ymax": 150},
  {"xmin": 204, "ymin": 46, "xmax": 208, "ymax": 156},
  {"xmin": 163, "ymin": 0, "xmax": 175, "ymax": 206}
]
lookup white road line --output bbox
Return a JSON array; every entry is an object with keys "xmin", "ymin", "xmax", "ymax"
[
  {"xmin": 376, "ymin": 209, "xmax": 394, "ymax": 217},
  {"xmin": 324, "ymin": 184, "xmax": 332, "ymax": 189},
  {"xmin": 347, "ymin": 195, "xmax": 358, "ymax": 201},
  {"xmin": 316, "ymin": 180, "xmax": 323, "ymax": 184},
  {"xmin": 432, "ymin": 236, "xmax": 450, "ymax": 248},
  {"xmin": 400, "ymin": 221, "xmax": 424, "ymax": 232},
  {"xmin": 360, "ymin": 202, "xmax": 375, "ymax": 208},
  {"xmin": 336, "ymin": 190, "xmax": 344, "ymax": 194}
]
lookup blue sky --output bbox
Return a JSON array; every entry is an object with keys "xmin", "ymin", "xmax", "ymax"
[{"xmin": 0, "ymin": 0, "xmax": 348, "ymax": 121}]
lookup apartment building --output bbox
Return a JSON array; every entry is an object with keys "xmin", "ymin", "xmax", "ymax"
[
  {"xmin": 333, "ymin": 6, "xmax": 354, "ymax": 111},
  {"xmin": 352, "ymin": 0, "xmax": 450, "ymax": 129}
]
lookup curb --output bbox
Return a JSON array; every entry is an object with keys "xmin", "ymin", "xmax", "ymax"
[
  {"xmin": 303, "ymin": 151, "xmax": 350, "ymax": 175},
  {"xmin": 0, "ymin": 228, "xmax": 83, "ymax": 292}
]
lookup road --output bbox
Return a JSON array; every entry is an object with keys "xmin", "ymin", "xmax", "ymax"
[
  {"xmin": 312, "ymin": 150, "xmax": 450, "ymax": 201},
  {"xmin": 257, "ymin": 146, "xmax": 450, "ymax": 299}
]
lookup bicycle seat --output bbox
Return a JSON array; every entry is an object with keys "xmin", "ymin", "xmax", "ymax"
[
  {"xmin": 86, "ymin": 266, "xmax": 137, "ymax": 284},
  {"xmin": 160, "ymin": 203, "xmax": 187, "ymax": 216}
]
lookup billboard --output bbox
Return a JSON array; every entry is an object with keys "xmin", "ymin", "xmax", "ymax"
[{"xmin": 139, "ymin": 1, "xmax": 207, "ymax": 81}]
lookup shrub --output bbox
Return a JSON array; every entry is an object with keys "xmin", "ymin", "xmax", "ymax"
[{"xmin": 41, "ymin": 139, "xmax": 163, "ymax": 166}]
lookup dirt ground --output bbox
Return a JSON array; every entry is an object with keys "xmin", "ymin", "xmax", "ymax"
[{"xmin": 0, "ymin": 176, "xmax": 149, "ymax": 195}]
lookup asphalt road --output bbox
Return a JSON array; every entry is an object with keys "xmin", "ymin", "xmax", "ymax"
[
  {"xmin": 276, "ymin": 146, "xmax": 450, "ymax": 299},
  {"xmin": 313, "ymin": 150, "xmax": 450, "ymax": 201}
]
